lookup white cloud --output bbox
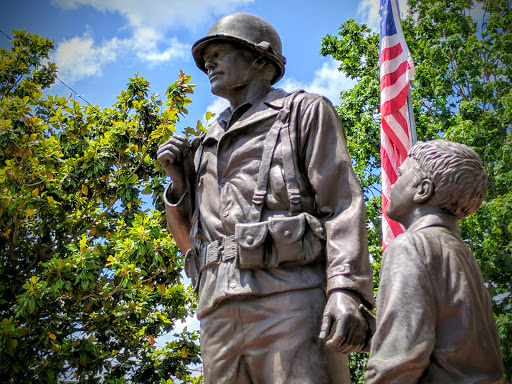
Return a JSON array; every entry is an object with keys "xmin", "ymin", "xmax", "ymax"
[
  {"xmin": 205, "ymin": 97, "xmax": 229, "ymax": 118},
  {"xmin": 54, "ymin": 30, "xmax": 121, "ymax": 82},
  {"xmin": 197, "ymin": 96, "xmax": 229, "ymax": 128},
  {"xmin": 280, "ymin": 59, "xmax": 355, "ymax": 104},
  {"xmin": 54, "ymin": 30, "xmax": 190, "ymax": 82},
  {"xmin": 52, "ymin": 0, "xmax": 253, "ymax": 32},
  {"xmin": 358, "ymin": 0, "xmax": 381, "ymax": 31},
  {"xmin": 52, "ymin": 25, "xmax": 190, "ymax": 83},
  {"xmin": 51, "ymin": 0, "xmax": 253, "ymax": 82},
  {"xmin": 129, "ymin": 28, "xmax": 189, "ymax": 63},
  {"xmin": 358, "ymin": 0, "xmax": 409, "ymax": 32},
  {"xmin": 469, "ymin": 1, "xmax": 487, "ymax": 28}
]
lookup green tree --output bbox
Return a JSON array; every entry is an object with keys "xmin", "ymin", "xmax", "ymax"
[
  {"xmin": 0, "ymin": 30, "xmax": 203, "ymax": 383},
  {"xmin": 320, "ymin": 0, "xmax": 511, "ymax": 380}
]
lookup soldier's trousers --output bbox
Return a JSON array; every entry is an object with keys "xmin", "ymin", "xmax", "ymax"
[{"xmin": 199, "ymin": 288, "xmax": 351, "ymax": 384}]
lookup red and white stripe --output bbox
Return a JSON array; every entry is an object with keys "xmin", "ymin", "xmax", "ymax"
[{"xmin": 380, "ymin": 0, "xmax": 415, "ymax": 248}]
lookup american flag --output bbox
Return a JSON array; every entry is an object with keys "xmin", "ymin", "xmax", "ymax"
[{"xmin": 380, "ymin": 0, "xmax": 416, "ymax": 248}]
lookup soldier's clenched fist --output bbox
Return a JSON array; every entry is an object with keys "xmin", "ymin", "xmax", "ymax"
[{"xmin": 157, "ymin": 135, "xmax": 199, "ymax": 198}]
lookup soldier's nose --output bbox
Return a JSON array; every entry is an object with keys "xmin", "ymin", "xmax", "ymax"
[{"xmin": 205, "ymin": 59, "xmax": 215, "ymax": 71}]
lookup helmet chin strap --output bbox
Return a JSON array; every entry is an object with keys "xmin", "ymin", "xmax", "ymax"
[{"xmin": 232, "ymin": 57, "xmax": 265, "ymax": 88}]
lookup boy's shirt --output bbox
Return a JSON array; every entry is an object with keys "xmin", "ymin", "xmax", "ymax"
[{"xmin": 366, "ymin": 213, "xmax": 505, "ymax": 383}]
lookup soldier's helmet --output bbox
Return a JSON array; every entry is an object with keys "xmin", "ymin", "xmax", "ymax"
[{"xmin": 192, "ymin": 13, "xmax": 286, "ymax": 85}]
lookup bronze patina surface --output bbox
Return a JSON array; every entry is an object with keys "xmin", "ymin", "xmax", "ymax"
[
  {"xmin": 157, "ymin": 13, "xmax": 374, "ymax": 383},
  {"xmin": 366, "ymin": 140, "xmax": 505, "ymax": 383}
]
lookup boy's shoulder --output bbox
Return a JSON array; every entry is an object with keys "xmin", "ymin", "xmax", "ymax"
[
  {"xmin": 383, "ymin": 223, "xmax": 453, "ymax": 266},
  {"xmin": 388, "ymin": 213, "xmax": 461, "ymax": 253},
  {"xmin": 382, "ymin": 230, "xmax": 428, "ymax": 268},
  {"xmin": 384, "ymin": 228, "xmax": 431, "ymax": 256}
]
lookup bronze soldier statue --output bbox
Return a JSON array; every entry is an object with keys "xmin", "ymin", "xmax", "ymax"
[
  {"xmin": 366, "ymin": 140, "xmax": 505, "ymax": 383},
  {"xmin": 157, "ymin": 13, "xmax": 374, "ymax": 383}
]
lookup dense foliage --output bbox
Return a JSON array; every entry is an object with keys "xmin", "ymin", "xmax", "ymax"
[
  {"xmin": 0, "ymin": 31, "xmax": 203, "ymax": 383},
  {"xmin": 320, "ymin": 0, "xmax": 511, "ymax": 380}
]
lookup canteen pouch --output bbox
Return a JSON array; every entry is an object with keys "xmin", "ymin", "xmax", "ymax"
[
  {"xmin": 235, "ymin": 221, "xmax": 268, "ymax": 269},
  {"xmin": 267, "ymin": 212, "xmax": 326, "ymax": 268},
  {"xmin": 304, "ymin": 213, "xmax": 326, "ymax": 259}
]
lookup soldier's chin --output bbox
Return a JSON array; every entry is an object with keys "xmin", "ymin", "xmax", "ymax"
[{"xmin": 210, "ymin": 82, "xmax": 227, "ymax": 97}]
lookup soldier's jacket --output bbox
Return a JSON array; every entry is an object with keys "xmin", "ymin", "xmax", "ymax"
[{"xmin": 165, "ymin": 88, "xmax": 374, "ymax": 318}]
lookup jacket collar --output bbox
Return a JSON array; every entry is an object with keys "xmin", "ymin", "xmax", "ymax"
[
  {"xmin": 201, "ymin": 88, "xmax": 289, "ymax": 145},
  {"xmin": 407, "ymin": 212, "xmax": 461, "ymax": 238}
]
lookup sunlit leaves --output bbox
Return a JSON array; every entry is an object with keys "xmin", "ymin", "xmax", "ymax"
[
  {"xmin": 321, "ymin": 0, "xmax": 512, "ymax": 380},
  {"xmin": 0, "ymin": 31, "xmax": 201, "ymax": 383}
]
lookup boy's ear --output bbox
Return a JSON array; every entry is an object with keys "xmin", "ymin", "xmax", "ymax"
[{"xmin": 413, "ymin": 178, "xmax": 434, "ymax": 203}]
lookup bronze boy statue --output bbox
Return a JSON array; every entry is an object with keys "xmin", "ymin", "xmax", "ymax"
[
  {"xmin": 157, "ymin": 13, "xmax": 374, "ymax": 384},
  {"xmin": 366, "ymin": 140, "xmax": 505, "ymax": 383}
]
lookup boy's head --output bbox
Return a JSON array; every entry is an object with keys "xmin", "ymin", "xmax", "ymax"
[{"xmin": 387, "ymin": 140, "xmax": 487, "ymax": 224}]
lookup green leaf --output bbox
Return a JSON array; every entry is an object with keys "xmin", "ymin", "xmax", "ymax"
[
  {"xmin": 128, "ymin": 174, "xmax": 138, "ymax": 184},
  {"xmin": 28, "ymin": 298, "xmax": 35, "ymax": 313}
]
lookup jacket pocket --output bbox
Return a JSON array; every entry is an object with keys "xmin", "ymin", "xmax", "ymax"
[
  {"xmin": 267, "ymin": 213, "xmax": 325, "ymax": 268},
  {"xmin": 235, "ymin": 221, "xmax": 268, "ymax": 269}
]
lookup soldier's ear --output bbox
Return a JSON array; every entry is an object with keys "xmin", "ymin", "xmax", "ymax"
[{"xmin": 413, "ymin": 178, "xmax": 434, "ymax": 203}]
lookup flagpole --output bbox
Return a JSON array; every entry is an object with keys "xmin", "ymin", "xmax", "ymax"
[{"xmin": 407, "ymin": 90, "xmax": 416, "ymax": 145}]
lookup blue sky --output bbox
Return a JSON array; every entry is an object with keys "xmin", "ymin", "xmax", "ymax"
[{"xmin": 0, "ymin": 0, "xmax": 393, "ymax": 131}]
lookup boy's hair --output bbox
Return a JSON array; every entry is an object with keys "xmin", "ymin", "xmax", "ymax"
[{"xmin": 408, "ymin": 140, "xmax": 487, "ymax": 219}]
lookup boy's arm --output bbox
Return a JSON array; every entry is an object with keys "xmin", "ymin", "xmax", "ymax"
[{"xmin": 365, "ymin": 235, "xmax": 436, "ymax": 383}]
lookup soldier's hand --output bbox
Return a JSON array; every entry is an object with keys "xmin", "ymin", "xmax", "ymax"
[
  {"xmin": 157, "ymin": 135, "xmax": 199, "ymax": 195},
  {"xmin": 319, "ymin": 290, "xmax": 368, "ymax": 353}
]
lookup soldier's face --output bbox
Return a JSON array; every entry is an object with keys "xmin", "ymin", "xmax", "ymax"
[{"xmin": 203, "ymin": 42, "xmax": 259, "ymax": 98}]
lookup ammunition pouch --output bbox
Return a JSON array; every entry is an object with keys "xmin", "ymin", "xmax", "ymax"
[{"xmin": 235, "ymin": 212, "xmax": 326, "ymax": 269}]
